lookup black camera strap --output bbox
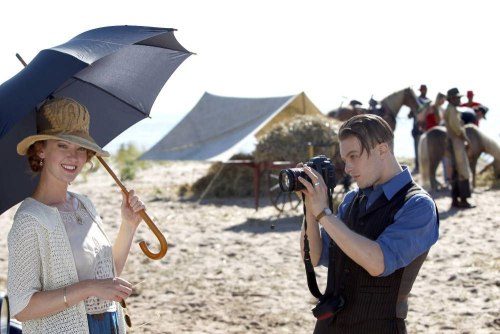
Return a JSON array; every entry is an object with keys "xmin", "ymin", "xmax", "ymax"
[
  {"xmin": 302, "ymin": 191, "xmax": 336, "ymax": 300},
  {"xmin": 302, "ymin": 214, "xmax": 322, "ymax": 298}
]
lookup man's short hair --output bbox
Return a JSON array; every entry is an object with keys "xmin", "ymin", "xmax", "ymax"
[{"xmin": 338, "ymin": 114, "xmax": 395, "ymax": 154}]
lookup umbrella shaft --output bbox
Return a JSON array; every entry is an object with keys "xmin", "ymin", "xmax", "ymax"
[{"xmin": 96, "ymin": 156, "xmax": 168, "ymax": 260}]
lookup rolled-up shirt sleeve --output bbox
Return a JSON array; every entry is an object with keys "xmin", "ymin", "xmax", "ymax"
[
  {"xmin": 376, "ymin": 194, "xmax": 439, "ymax": 277},
  {"xmin": 318, "ymin": 227, "xmax": 331, "ymax": 267}
]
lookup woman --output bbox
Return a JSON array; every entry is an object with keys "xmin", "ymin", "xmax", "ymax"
[
  {"xmin": 424, "ymin": 92, "xmax": 446, "ymax": 131},
  {"xmin": 7, "ymin": 97, "xmax": 145, "ymax": 333}
]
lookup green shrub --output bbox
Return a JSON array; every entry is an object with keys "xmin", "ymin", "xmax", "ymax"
[
  {"xmin": 79, "ymin": 157, "xmax": 100, "ymax": 182},
  {"xmin": 114, "ymin": 143, "xmax": 149, "ymax": 181}
]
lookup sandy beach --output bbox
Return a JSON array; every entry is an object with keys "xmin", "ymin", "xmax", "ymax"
[{"xmin": 0, "ymin": 161, "xmax": 499, "ymax": 333}]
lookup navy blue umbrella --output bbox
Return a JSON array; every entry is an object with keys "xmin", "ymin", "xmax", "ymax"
[{"xmin": 0, "ymin": 25, "xmax": 192, "ymax": 258}]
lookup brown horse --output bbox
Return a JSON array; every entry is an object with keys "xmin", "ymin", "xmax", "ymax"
[
  {"xmin": 418, "ymin": 124, "xmax": 500, "ymax": 191},
  {"xmin": 327, "ymin": 87, "xmax": 422, "ymax": 130}
]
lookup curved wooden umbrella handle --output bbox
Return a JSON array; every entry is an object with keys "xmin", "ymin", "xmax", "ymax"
[
  {"xmin": 97, "ymin": 156, "xmax": 168, "ymax": 260},
  {"xmin": 137, "ymin": 213, "xmax": 168, "ymax": 260}
]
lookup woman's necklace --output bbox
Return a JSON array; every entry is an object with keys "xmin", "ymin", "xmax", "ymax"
[
  {"xmin": 71, "ymin": 195, "xmax": 84, "ymax": 225},
  {"xmin": 57, "ymin": 194, "xmax": 84, "ymax": 225},
  {"xmin": 75, "ymin": 203, "xmax": 84, "ymax": 225}
]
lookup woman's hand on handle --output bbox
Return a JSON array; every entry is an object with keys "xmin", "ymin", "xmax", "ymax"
[{"xmin": 121, "ymin": 189, "xmax": 145, "ymax": 229}]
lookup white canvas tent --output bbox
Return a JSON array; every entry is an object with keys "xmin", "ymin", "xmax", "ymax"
[{"xmin": 141, "ymin": 91, "xmax": 323, "ymax": 161}]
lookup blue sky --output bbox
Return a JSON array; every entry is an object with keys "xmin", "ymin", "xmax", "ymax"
[{"xmin": 1, "ymin": 0, "xmax": 498, "ymax": 157}]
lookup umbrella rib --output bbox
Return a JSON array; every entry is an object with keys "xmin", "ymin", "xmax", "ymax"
[{"xmin": 56, "ymin": 77, "xmax": 151, "ymax": 118}]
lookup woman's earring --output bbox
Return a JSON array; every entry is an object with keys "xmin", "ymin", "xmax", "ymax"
[{"xmin": 39, "ymin": 159, "xmax": 44, "ymax": 167}]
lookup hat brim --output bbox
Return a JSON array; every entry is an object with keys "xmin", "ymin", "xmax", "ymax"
[
  {"xmin": 479, "ymin": 111, "xmax": 487, "ymax": 120},
  {"xmin": 17, "ymin": 134, "xmax": 110, "ymax": 157}
]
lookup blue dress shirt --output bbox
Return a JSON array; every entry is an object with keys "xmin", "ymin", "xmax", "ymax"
[{"xmin": 318, "ymin": 167, "xmax": 439, "ymax": 277}]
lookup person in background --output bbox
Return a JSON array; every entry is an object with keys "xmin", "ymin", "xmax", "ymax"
[
  {"xmin": 443, "ymin": 88, "xmax": 475, "ymax": 209},
  {"xmin": 299, "ymin": 114, "xmax": 439, "ymax": 333},
  {"xmin": 7, "ymin": 97, "xmax": 145, "ymax": 333},
  {"xmin": 460, "ymin": 90, "xmax": 488, "ymax": 126},
  {"xmin": 461, "ymin": 90, "xmax": 481, "ymax": 109},
  {"xmin": 460, "ymin": 108, "xmax": 478, "ymax": 126},
  {"xmin": 348, "ymin": 99, "xmax": 363, "ymax": 109},
  {"xmin": 473, "ymin": 104, "xmax": 489, "ymax": 125},
  {"xmin": 422, "ymin": 92, "xmax": 450, "ymax": 187},
  {"xmin": 368, "ymin": 96, "xmax": 379, "ymax": 111},
  {"xmin": 409, "ymin": 84, "xmax": 430, "ymax": 174},
  {"xmin": 423, "ymin": 92, "xmax": 446, "ymax": 131}
]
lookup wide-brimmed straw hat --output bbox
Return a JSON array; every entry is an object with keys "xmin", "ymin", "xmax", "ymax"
[{"xmin": 17, "ymin": 97, "xmax": 110, "ymax": 157}]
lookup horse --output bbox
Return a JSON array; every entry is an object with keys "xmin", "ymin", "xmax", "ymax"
[
  {"xmin": 326, "ymin": 87, "xmax": 422, "ymax": 191},
  {"xmin": 418, "ymin": 124, "xmax": 500, "ymax": 191},
  {"xmin": 327, "ymin": 104, "xmax": 368, "ymax": 123},
  {"xmin": 327, "ymin": 87, "xmax": 422, "ymax": 130}
]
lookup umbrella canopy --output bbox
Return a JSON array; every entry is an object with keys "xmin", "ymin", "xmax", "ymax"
[{"xmin": 0, "ymin": 25, "xmax": 192, "ymax": 215}]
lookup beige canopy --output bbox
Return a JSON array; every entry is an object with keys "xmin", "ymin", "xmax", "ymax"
[{"xmin": 141, "ymin": 91, "xmax": 323, "ymax": 161}]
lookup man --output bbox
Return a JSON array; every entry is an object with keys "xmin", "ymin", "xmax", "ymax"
[
  {"xmin": 409, "ymin": 84, "xmax": 430, "ymax": 173},
  {"xmin": 473, "ymin": 105, "xmax": 488, "ymax": 124},
  {"xmin": 299, "ymin": 114, "xmax": 439, "ymax": 333},
  {"xmin": 416, "ymin": 84, "xmax": 431, "ymax": 105},
  {"xmin": 443, "ymin": 88, "xmax": 475, "ymax": 209},
  {"xmin": 368, "ymin": 96, "xmax": 378, "ymax": 111},
  {"xmin": 460, "ymin": 90, "xmax": 481, "ymax": 109},
  {"xmin": 460, "ymin": 104, "xmax": 489, "ymax": 127},
  {"xmin": 460, "ymin": 90, "xmax": 485, "ymax": 126}
]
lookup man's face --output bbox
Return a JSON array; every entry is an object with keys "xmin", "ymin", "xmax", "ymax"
[
  {"xmin": 339, "ymin": 136, "xmax": 383, "ymax": 188},
  {"xmin": 450, "ymin": 95, "xmax": 462, "ymax": 106},
  {"xmin": 475, "ymin": 110, "xmax": 484, "ymax": 120}
]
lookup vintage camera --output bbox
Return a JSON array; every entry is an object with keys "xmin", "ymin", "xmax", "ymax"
[
  {"xmin": 278, "ymin": 155, "xmax": 336, "ymax": 192},
  {"xmin": 312, "ymin": 294, "xmax": 345, "ymax": 320}
]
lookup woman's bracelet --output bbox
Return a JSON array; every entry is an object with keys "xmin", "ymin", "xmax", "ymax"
[{"xmin": 63, "ymin": 287, "xmax": 69, "ymax": 308}]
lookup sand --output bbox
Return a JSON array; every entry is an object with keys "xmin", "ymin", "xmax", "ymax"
[{"xmin": 0, "ymin": 161, "xmax": 499, "ymax": 333}]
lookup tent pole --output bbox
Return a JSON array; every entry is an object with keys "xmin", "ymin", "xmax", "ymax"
[{"xmin": 198, "ymin": 162, "xmax": 226, "ymax": 204}]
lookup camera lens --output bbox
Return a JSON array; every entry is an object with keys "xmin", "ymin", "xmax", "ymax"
[
  {"xmin": 279, "ymin": 168, "xmax": 305, "ymax": 192},
  {"xmin": 279, "ymin": 170, "xmax": 293, "ymax": 192}
]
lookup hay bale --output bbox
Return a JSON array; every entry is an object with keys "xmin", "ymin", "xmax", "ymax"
[
  {"xmin": 186, "ymin": 115, "xmax": 342, "ymax": 199},
  {"xmin": 476, "ymin": 166, "xmax": 500, "ymax": 189},
  {"xmin": 254, "ymin": 114, "xmax": 340, "ymax": 163},
  {"xmin": 188, "ymin": 154, "xmax": 258, "ymax": 198}
]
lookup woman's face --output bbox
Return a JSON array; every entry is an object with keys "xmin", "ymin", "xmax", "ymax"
[{"xmin": 37, "ymin": 139, "xmax": 89, "ymax": 186}]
